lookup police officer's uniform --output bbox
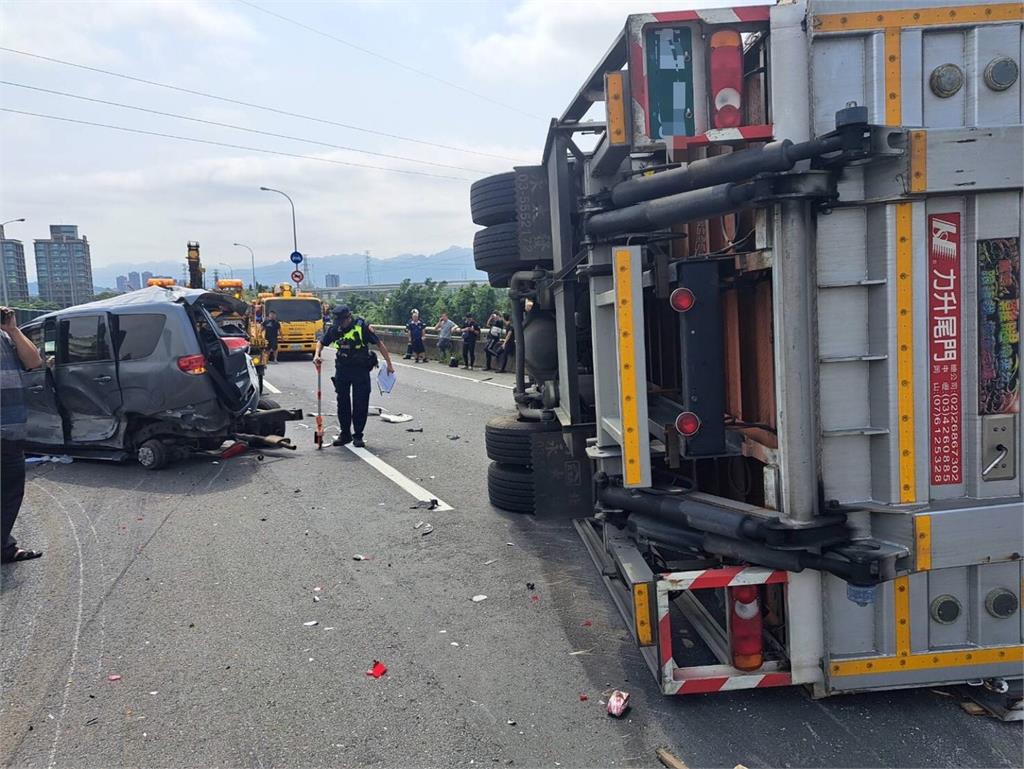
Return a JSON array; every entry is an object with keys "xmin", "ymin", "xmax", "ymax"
[{"xmin": 321, "ymin": 309, "xmax": 380, "ymax": 445}]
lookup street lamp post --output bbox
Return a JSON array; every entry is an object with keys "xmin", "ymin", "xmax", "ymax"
[
  {"xmin": 259, "ymin": 187, "xmax": 298, "ymax": 255},
  {"xmin": 0, "ymin": 217, "xmax": 26, "ymax": 241},
  {"xmin": 233, "ymin": 242, "xmax": 257, "ymax": 291},
  {"xmin": 219, "ymin": 262, "xmax": 234, "ymax": 279}
]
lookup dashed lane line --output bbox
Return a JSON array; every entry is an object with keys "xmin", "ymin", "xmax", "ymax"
[
  {"xmin": 391, "ymin": 361, "xmax": 514, "ymax": 390},
  {"xmin": 262, "ymin": 379, "xmax": 282, "ymax": 394},
  {"xmin": 345, "ymin": 444, "xmax": 453, "ymax": 512}
]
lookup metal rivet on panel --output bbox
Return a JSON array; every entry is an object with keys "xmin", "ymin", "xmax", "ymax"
[
  {"xmin": 929, "ymin": 64, "xmax": 964, "ymax": 98},
  {"xmin": 984, "ymin": 57, "xmax": 1019, "ymax": 92}
]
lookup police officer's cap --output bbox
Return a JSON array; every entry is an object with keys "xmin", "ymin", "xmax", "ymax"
[{"xmin": 331, "ymin": 305, "xmax": 352, "ymax": 318}]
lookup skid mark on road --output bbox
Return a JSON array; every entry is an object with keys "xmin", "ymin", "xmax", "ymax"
[
  {"xmin": 392, "ymin": 361, "xmax": 514, "ymax": 389},
  {"xmin": 346, "ymin": 445, "xmax": 453, "ymax": 511}
]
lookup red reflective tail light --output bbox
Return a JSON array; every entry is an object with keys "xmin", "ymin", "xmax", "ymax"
[
  {"xmin": 709, "ymin": 30, "xmax": 743, "ymax": 130},
  {"xmin": 729, "ymin": 584, "xmax": 764, "ymax": 671},
  {"xmin": 177, "ymin": 354, "xmax": 207, "ymax": 375},
  {"xmin": 223, "ymin": 336, "xmax": 249, "ymax": 354},
  {"xmin": 675, "ymin": 411, "xmax": 701, "ymax": 437},
  {"xmin": 670, "ymin": 287, "xmax": 696, "ymax": 312}
]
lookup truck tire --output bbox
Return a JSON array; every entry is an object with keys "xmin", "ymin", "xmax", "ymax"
[
  {"xmin": 489, "ymin": 272, "xmax": 512, "ymax": 289},
  {"xmin": 470, "ymin": 172, "xmax": 517, "ymax": 226},
  {"xmin": 484, "ymin": 415, "xmax": 560, "ymax": 466},
  {"xmin": 474, "ymin": 223, "xmax": 553, "ymax": 275},
  {"xmin": 487, "ymin": 462, "xmax": 535, "ymax": 513},
  {"xmin": 258, "ymin": 397, "xmax": 281, "ymax": 410},
  {"xmin": 138, "ymin": 439, "xmax": 169, "ymax": 471}
]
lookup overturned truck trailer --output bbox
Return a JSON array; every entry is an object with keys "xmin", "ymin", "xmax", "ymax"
[{"xmin": 470, "ymin": 0, "xmax": 1023, "ymax": 699}]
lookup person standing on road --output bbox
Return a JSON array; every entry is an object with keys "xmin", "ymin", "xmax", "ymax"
[
  {"xmin": 483, "ymin": 311, "xmax": 505, "ymax": 371},
  {"xmin": 406, "ymin": 309, "xmax": 426, "ymax": 364},
  {"xmin": 434, "ymin": 311, "xmax": 456, "ymax": 363},
  {"xmin": 262, "ymin": 311, "xmax": 281, "ymax": 364},
  {"xmin": 459, "ymin": 313, "xmax": 480, "ymax": 370},
  {"xmin": 314, "ymin": 306, "xmax": 394, "ymax": 448},
  {"xmin": 498, "ymin": 312, "xmax": 515, "ymax": 373},
  {"xmin": 1, "ymin": 307, "xmax": 44, "ymax": 564}
]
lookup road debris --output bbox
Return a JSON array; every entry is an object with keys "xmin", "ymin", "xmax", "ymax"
[
  {"xmin": 303, "ymin": 621, "xmax": 319, "ymax": 627},
  {"xmin": 220, "ymin": 441, "xmax": 249, "ymax": 460},
  {"xmin": 366, "ymin": 660, "xmax": 387, "ymax": 678},
  {"xmin": 420, "ymin": 523, "xmax": 434, "ymax": 536},
  {"xmin": 380, "ymin": 413, "xmax": 413, "ymax": 423},
  {"xmin": 483, "ymin": 559, "xmax": 496, "ymax": 565},
  {"xmin": 446, "ymin": 434, "xmax": 460, "ymax": 440},
  {"xmin": 526, "ymin": 582, "xmax": 535, "ymax": 590},
  {"xmin": 352, "ymin": 554, "xmax": 370, "ymax": 561},
  {"xmin": 414, "ymin": 521, "xmax": 425, "ymax": 529},
  {"xmin": 505, "ymin": 542, "xmax": 514, "ymax": 547},
  {"xmin": 471, "ymin": 595, "xmax": 488, "ymax": 603},
  {"xmin": 406, "ymin": 455, "xmax": 418, "ymax": 459},
  {"xmin": 656, "ymin": 747, "xmax": 689, "ymax": 769},
  {"xmin": 450, "ymin": 642, "xmax": 460, "ymax": 647},
  {"xmin": 506, "ymin": 719, "xmax": 516, "ymax": 726},
  {"xmin": 530, "ymin": 595, "xmax": 540, "ymax": 603},
  {"xmin": 581, "ymin": 620, "xmax": 593, "ymax": 627},
  {"xmin": 313, "ymin": 586, "xmax": 322, "ymax": 592},
  {"xmin": 107, "ymin": 674, "xmax": 122, "ymax": 682},
  {"xmin": 607, "ymin": 689, "xmax": 630, "ymax": 717},
  {"xmin": 411, "ymin": 499, "xmax": 439, "ymax": 510},
  {"xmin": 579, "ymin": 694, "xmax": 589, "ymax": 701},
  {"xmin": 313, "ymin": 596, "xmax": 321, "ymax": 603},
  {"xmin": 405, "ymin": 428, "xmax": 424, "ymax": 433},
  {"xmin": 569, "ymin": 649, "xmax": 593, "ymax": 656},
  {"xmin": 26, "ymin": 454, "xmax": 73, "ymax": 465},
  {"xmin": 960, "ymin": 701, "xmax": 987, "ymax": 716}
]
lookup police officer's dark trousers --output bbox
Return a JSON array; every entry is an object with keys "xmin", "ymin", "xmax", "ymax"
[{"xmin": 334, "ymin": 365, "xmax": 371, "ymax": 439}]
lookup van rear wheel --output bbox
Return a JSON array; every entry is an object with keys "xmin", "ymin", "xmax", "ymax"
[{"xmin": 138, "ymin": 439, "xmax": 169, "ymax": 471}]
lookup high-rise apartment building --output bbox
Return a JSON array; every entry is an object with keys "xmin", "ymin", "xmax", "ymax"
[
  {"xmin": 34, "ymin": 225, "xmax": 95, "ymax": 308},
  {"xmin": 0, "ymin": 224, "xmax": 29, "ymax": 304},
  {"xmin": 325, "ymin": 273, "xmax": 341, "ymax": 288},
  {"xmin": 128, "ymin": 271, "xmax": 141, "ymax": 290},
  {"xmin": 116, "ymin": 275, "xmax": 129, "ymax": 293},
  {"xmin": 142, "ymin": 271, "xmax": 153, "ymax": 286}
]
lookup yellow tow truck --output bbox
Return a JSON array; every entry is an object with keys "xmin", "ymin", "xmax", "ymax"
[{"xmin": 254, "ymin": 283, "xmax": 325, "ymax": 358}]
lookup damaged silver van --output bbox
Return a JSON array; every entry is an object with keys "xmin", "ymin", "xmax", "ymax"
[{"xmin": 19, "ymin": 286, "xmax": 301, "ymax": 469}]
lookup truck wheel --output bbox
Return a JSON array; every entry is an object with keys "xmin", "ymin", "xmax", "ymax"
[
  {"xmin": 484, "ymin": 414, "xmax": 560, "ymax": 466},
  {"xmin": 470, "ymin": 172, "xmax": 516, "ymax": 226},
  {"xmin": 138, "ymin": 439, "xmax": 169, "ymax": 471},
  {"xmin": 488, "ymin": 272, "xmax": 512, "ymax": 289},
  {"xmin": 487, "ymin": 462, "xmax": 535, "ymax": 513},
  {"xmin": 257, "ymin": 397, "xmax": 287, "ymax": 436},
  {"xmin": 258, "ymin": 397, "xmax": 281, "ymax": 410},
  {"xmin": 473, "ymin": 222, "xmax": 553, "ymax": 274}
]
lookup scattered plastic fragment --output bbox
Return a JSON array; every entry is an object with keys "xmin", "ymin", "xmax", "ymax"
[
  {"xmin": 607, "ymin": 689, "xmax": 630, "ymax": 717},
  {"xmin": 26, "ymin": 454, "xmax": 73, "ymax": 465},
  {"xmin": 406, "ymin": 455, "xmax": 418, "ymax": 459},
  {"xmin": 410, "ymin": 499, "xmax": 439, "ymax": 510},
  {"xmin": 313, "ymin": 586, "xmax": 322, "ymax": 592},
  {"xmin": 380, "ymin": 413, "xmax": 413, "ymax": 423},
  {"xmin": 579, "ymin": 694, "xmax": 589, "ymax": 702},
  {"xmin": 295, "ymin": 423, "xmax": 310, "ymax": 429},
  {"xmin": 303, "ymin": 621, "xmax": 319, "ymax": 627},
  {"xmin": 313, "ymin": 596, "xmax": 321, "ymax": 603},
  {"xmin": 581, "ymin": 620, "xmax": 593, "ymax": 627},
  {"xmin": 446, "ymin": 434, "xmax": 460, "ymax": 440},
  {"xmin": 506, "ymin": 719, "xmax": 516, "ymax": 726},
  {"xmin": 257, "ymin": 454, "xmax": 264, "ymax": 461},
  {"xmin": 107, "ymin": 674, "xmax": 122, "ymax": 682},
  {"xmin": 149, "ymin": 691, "xmax": 158, "ymax": 695},
  {"xmin": 438, "ymin": 630, "xmax": 447, "ymax": 634},
  {"xmin": 366, "ymin": 660, "xmax": 387, "ymax": 678},
  {"xmin": 413, "ymin": 521, "xmax": 425, "ymax": 530},
  {"xmin": 353, "ymin": 554, "xmax": 367, "ymax": 561},
  {"xmin": 526, "ymin": 582, "xmax": 535, "ymax": 591},
  {"xmin": 220, "ymin": 441, "xmax": 248, "ymax": 460},
  {"xmin": 569, "ymin": 650, "xmax": 593, "ymax": 656},
  {"xmin": 450, "ymin": 642, "xmax": 460, "ymax": 647},
  {"xmin": 420, "ymin": 523, "xmax": 434, "ymax": 536},
  {"xmin": 325, "ymin": 627, "xmax": 335, "ymax": 631},
  {"xmin": 406, "ymin": 428, "xmax": 424, "ymax": 433},
  {"xmin": 471, "ymin": 595, "xmax": 488, "ymax": 603},
  {"xmin": 530, "ymin": 595, "xmax": 540, "ymax": 603},
  {"xmin": 483, "ymin": 559, "xmax": 496, "ymax": 565},
  {"xmin": 505, "ymin": 542, "xmax": 514, "ymax": 547}
]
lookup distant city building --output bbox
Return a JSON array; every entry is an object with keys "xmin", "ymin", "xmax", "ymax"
[
  {"xmin": 142, "ymin": 271, "xmax": 153, "ymax": 285},
  {"xmin": 325, "ymin": 273, "xmax": 341, "ymax": 288},
  {"xmin": 0, "ymin": 224, "xmax": 29, "ymax": 304},
  {"xmin": 34, "ymin": 225, "xmax": 95, "ymax": 308},
  {"xmin": 128, "ymin": 271, "xmax": 141, "ymax": 290},
  {"xmin": 116, "ymin": 275, "xmax": 129, "ymax": 293}
]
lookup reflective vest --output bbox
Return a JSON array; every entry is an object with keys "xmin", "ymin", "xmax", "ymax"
[{"xmin": 331, "ymin": 319, "xmax": 371, "ymax": 365}]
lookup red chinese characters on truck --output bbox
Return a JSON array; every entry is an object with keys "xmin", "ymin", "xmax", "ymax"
[{"xmin": 928, "ymin": 214, "xmax": 962, "ymax": 485}]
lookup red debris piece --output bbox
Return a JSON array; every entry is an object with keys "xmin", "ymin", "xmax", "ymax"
[
  {"xmin": 530, "ymin": 595, "xmax": 540, "ymax": 603},
  {"xmin": 107, "ymin": 674, "xmax": 122, "ymax": 682},
  {"xmin": 220, "ymin": 441, "xmax": 249, "ymax": 460},
  {"xmin": 579, "ymin": 693, "xmax": 589, "ymax": 702},
  {"xmin": 581, "ymin": 620, "xmax": 593, "ymax": 627},
  {"xmin": 366, "ymin": 660, "xmax": 387, "ymax": 678},
  {"xmin": 606, "ymin": 689, "xmax": 630, "ymax": 717}
]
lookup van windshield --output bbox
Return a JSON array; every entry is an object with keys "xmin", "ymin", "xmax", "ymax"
[{"xmin": 264, "ymin": 299, "xmax": 322, "ymax": 323}]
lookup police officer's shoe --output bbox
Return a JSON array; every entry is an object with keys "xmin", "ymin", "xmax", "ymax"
[
  {"xmin": 352, "ymin": 436, "xmax": 366, "ymax": 448},
  {"xmin": 332, "ymin": 434, "xmax": 352, "ymax": 446}
]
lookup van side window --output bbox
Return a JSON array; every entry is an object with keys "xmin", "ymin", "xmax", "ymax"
[
  {"xmin": 115, "ymin": 314, "xmax": 166, "ymax": 360},
  {"xmin": 59, "ymin": 315, "xmax": 111, "ymax": 364},
  {"xmin": 22, "ymin": 324, "xmax": 42, "ymax": 352}
]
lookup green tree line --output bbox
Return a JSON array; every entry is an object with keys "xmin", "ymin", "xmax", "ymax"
[{"xmin": 332, "ymin": 279, "xmax": 510, "ymax": 326}]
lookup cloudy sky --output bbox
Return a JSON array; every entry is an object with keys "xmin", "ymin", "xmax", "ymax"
[{"xmin": 0, "ymin": 0, "xmax": 758, "ymax": 279}]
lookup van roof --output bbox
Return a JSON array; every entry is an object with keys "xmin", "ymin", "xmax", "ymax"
[{"xmin": 32, "ymin": 285, "xmax": 248, "ymax": 321}]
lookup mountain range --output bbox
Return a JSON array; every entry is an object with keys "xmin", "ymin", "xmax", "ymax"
[{"xmin": 44, "ymin": 246, "xmax": 482, "ymax": 293}]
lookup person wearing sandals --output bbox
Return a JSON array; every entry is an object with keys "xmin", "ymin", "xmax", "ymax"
[
  {"xmin": 406, "ymin": 309, "xmax": 427, "ymax": 363},
  {"xmin": 1, "ymin": 307, "xmax": 44, "ymax": 564}
]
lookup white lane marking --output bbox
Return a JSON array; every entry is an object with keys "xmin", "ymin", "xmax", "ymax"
[
  {"xmin": 392, "ymin": 361, "xmax": 514, "ymax": 390},
  {"xmin": 30, "ymin": 482, "xmax": 84, "ymax": 769},
  {"xmin": 262, "ymin": 380, "xmax": 282, "ymax": 394},
  {"xmin": 345, "ymin": 445, "xmax": 453, "ymax": 511}
]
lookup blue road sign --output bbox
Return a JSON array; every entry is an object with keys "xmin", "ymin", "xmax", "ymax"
[{"xmin": 290, "ymin": 251, "xmax": 303, "ymax": 264}]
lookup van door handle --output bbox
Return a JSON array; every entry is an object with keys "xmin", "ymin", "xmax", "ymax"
[
  {"xmin": 93, "ymin": 375, "xmax": 112, "ymax": 384},
  {"xmin": 28, "ymin": 385, "xmax": 45, "ymax": 392}
]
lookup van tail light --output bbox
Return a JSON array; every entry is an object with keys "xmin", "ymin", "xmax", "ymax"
[
  {"xmin": 709, "ymin": 30, "xmax": 743, "ymax": 129},
  {"xmin": 222, "ymin": 336, "xmax": 249, "ymax": 354},
  {"xmin": 728, "ymin": 584, "xmax": 764, "ymax": 671},
  {"xmin": 670, "ymin": 287, "xmax": 696, "ymax": 312},
  {"xmin": 177, "ymin": 354, "xmax": 208, "ymax": 375},
  {"xmin": 675, "ymin": 411, "xmax": 701, "ymax": 437}
]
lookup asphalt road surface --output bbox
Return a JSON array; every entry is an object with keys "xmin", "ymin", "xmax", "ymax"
[{"xmin": 2, "ymin": 355, "xmax": 1020, "ymax": 769}]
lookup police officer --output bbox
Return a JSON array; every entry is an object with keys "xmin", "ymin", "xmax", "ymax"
[{"xmin": 314, "ymin": 306, "xmax": 394, "ymax": 448}]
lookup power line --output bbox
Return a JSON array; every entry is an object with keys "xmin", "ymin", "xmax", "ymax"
[
  {"xmin": 0, "ymin": 46, "xmax": 523, "ymax": 162},
  {"xmin": 0, "ymin": 80, "xmax": 488, "ymax": 174},
  {"xmin": 235, "ymin": 0, "xmax": 543, "ymax": 121},
  {"xmin": 0, "ymin": 107, "xmax": 474, "ymax": 182}
]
